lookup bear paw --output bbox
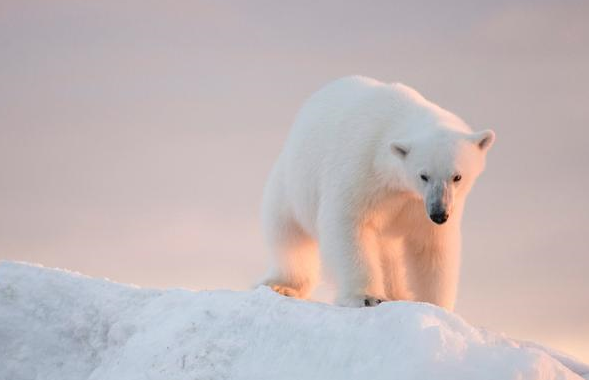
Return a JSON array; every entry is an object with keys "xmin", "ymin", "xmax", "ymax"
[
  {"xmin": 363, "ymin": 296, "xmax": 384, "ymax": 307},
  {"xmin": 337, "ymin": 295, "xmax": 386, "ymax": 308},
  {"xmin": 268, "ymin": 284, "xmax": 302, "ymax": 298}
]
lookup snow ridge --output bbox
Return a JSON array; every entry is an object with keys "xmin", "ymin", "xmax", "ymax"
[{"xmin": 0, "ymin": 261, "xmax": 587, "ymax": 380}]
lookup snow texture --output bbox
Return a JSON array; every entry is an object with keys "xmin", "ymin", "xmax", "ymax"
[{"xmin": 0, "ymin": 261, "xmax": 587, "ymax": 380}]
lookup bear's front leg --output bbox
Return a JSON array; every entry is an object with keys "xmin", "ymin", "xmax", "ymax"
[
  {"xmin": 318, "ymin": 210, "xmax": 386, "ymax": 307},
  {"xmin": 404, "ymin": 230, "xmax": 461, "ymax": 311}
]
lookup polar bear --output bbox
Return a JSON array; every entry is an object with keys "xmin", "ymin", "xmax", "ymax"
[{"xmin": 261, "ymin": 76, "xmax": 495, "ymax": 310}]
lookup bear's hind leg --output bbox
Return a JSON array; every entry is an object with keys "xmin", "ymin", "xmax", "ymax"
[{"xmin": 261, "ymin": 214, "xmax": 320, "ymax": 300}]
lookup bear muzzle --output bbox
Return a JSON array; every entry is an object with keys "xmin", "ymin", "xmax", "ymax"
[
  {"xmin": 429, "ymin": 211, "xmax": 449, "ymax": 225},
  {"xmin": 426, "ymin": 182, "xmax": 452, "ymax": 225}
]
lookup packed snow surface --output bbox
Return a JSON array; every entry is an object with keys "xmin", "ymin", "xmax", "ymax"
[{"xmin": 0, "ymin": 262, "xmax": 587, "ymax": 380}]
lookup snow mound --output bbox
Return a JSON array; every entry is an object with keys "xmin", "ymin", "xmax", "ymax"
[{"xmin": 0, "ymin": 261, "xmax": 587, "ymax": 380}]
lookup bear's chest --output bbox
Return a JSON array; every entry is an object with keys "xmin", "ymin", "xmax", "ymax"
[{"xmin": 369, "ymin": 193, "xmax": 432, "ymax": 239}]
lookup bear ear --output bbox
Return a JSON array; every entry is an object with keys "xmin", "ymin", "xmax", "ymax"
[
  {"xmin": 469, "ymin": 129, "xmax": 495, "ymax": 151},
  {"xmin": 390, "ymin": 141, "xmax": 410, "ymax": 159}
]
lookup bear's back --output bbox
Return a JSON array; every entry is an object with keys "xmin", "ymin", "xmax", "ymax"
[{"xmin": 282, "ymin": 76, "xmax": 441, "ymax": 169}]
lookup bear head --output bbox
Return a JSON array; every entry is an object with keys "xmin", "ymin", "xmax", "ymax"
[{"xmin": 390, "ymin": 129, "xmax": 495, "ymax": 225}]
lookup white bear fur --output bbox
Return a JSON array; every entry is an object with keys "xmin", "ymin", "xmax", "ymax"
[{"xmin": 261, "ymin": 76, "xmax": 495, "ymax": 310}]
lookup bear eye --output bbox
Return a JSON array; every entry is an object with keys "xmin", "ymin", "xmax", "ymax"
[
  {"xmin": 420, "ymin": 174, "xmax": 429, "ymax": 182},
  {"xmin": 453, "ymin": 174, "xmax": 462, "ymax": 182}
]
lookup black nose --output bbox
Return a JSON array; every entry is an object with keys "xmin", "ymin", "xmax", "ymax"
[{"xmin": 430, "ymin": 212, "xmax": 449, "ymax": 224}]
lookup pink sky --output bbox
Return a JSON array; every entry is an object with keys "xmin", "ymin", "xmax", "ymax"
[{"xmin": 1, "ymin": 1, "xmax": 588, "ymax": 361}]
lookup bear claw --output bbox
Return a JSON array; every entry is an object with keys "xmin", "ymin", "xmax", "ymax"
[
  {"xmin": 364, "ymin": 297, "xmax": 383, "ymax": 307},
  {"xmin": 268, "ymin": 284, "xmax": 301, "ymax": 298}
]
